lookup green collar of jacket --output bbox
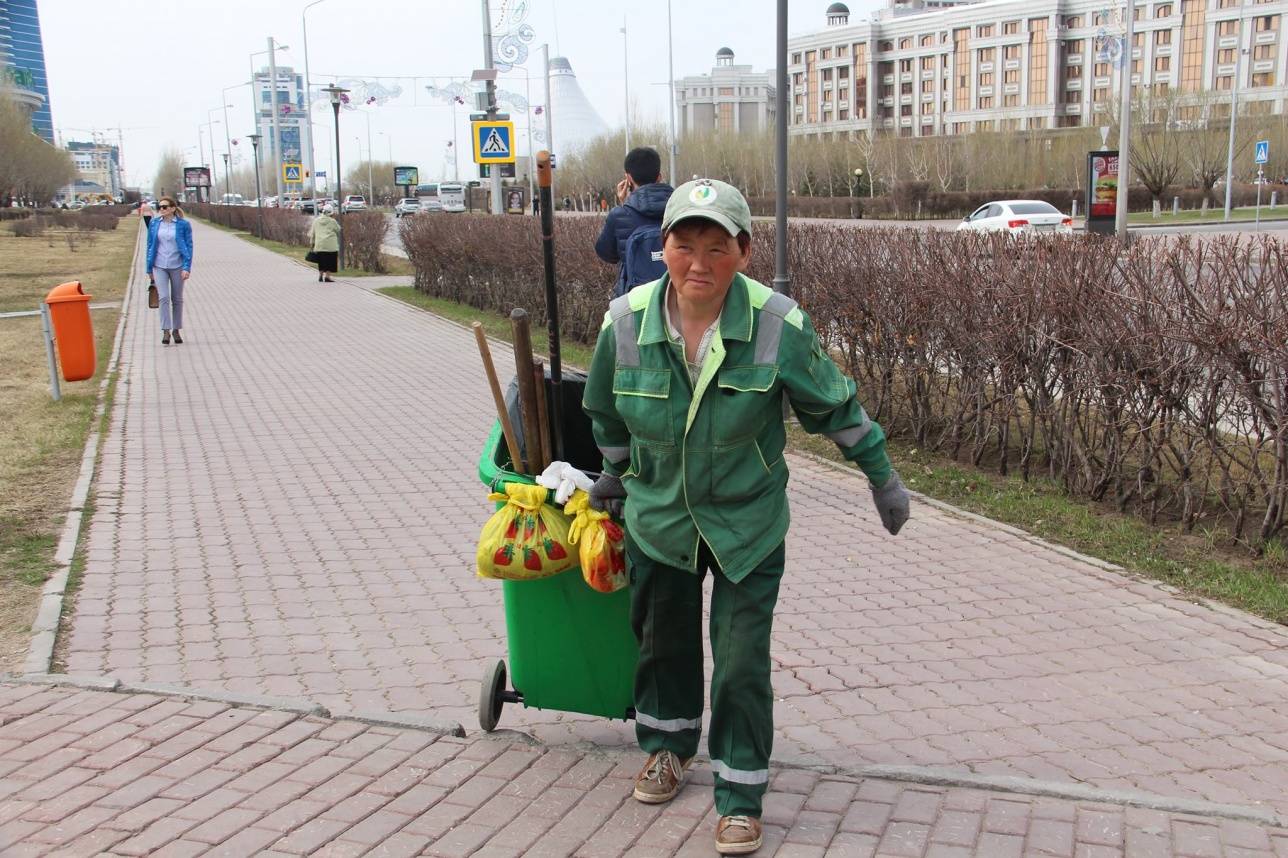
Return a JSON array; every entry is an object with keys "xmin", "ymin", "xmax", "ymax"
[{"xmin": 635, "ymin": 272, "xmax": 757, "ymax": 348}]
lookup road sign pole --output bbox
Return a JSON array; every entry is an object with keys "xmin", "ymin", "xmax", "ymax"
[
  {"xmin": 481, "ymin": 0, "xmax": 503, "ymax": 215},
  {"xmin": 1257, "ymin": 167, "xmax": 1263, "ymax": 229}
]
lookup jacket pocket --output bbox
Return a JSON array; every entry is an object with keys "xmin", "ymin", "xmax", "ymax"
[
  {"xmin": 714, "ymin": 365, "xmax": 778, "ymax": 445},
  {"xmin": 614, "ymin": 367, "xmax": 674, "ymax": 445}
]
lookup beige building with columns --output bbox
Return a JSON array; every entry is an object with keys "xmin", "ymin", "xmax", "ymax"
[
  {"xmin": 789, "ymin": 0, "xmax": 1288, "ymax": 137},
  {"xmin": 675, "ymin": 48, "xmax": 777, "ymax": 136}
]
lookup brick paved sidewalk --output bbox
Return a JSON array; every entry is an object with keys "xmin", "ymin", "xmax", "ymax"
[
  {"xmin": 51, "ymin": 220, "xmax": 1288, "ymax": 828},
  {"xmin": 2, "ymin": 681, "xmax": 1285, "ymax": 857}
]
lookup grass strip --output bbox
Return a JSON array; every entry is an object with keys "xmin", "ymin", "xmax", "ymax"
[{"xmin": 381, "ymin": 285, "xmax": 1288, "ymax": 626}]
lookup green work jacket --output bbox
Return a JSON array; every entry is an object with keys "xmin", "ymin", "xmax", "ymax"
[{"xmin": 582, "ymin": 273, "xmax": 891, "ymax": 583}]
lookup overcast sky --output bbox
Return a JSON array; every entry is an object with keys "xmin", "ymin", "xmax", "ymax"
[{"xmin": 39, "ymin": 0, "xmax": 880, "ymax": 190}]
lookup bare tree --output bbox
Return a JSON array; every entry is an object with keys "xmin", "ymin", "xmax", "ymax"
[{"xmin": 152, "ymin": 149, "xmax": 186, "ymax": 200}]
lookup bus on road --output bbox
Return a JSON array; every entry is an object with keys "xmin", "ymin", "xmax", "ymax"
[{"xmin": 437, "ymin": 183, "xmax": 466, "ymax": 213}]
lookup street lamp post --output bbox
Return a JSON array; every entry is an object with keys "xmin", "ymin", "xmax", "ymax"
[
  {"xmin": 248, "ymin": 133, "xmax": 264, "ymax": 237},
  {"xmin": 322, "ymin": 84, "xmax": 349, "ymax": 268},
  {"xmin": 666, "ymin": 0, "xmax": 677, "ymax": 183},
  {"xmin": 362, "ymin": 109, "xmax": 373, "ymax": 205},
  {"xmin": 302, "ymin": 0, "xmax": 331, "ymax": 201},
  {"xmin": 207, "ymin": 107, "xmax": 228, "ymax": 199},
  {"xmin": 221, "ymin": 84, "xmax": 243, "ymax": 193},
  {"xmin": 621, "ymin": 18, "xmax": 631, "ymax": 153},
  {"xmin": 1114, "ymin": 0, "xmax": 1136, "ymax": 241},
  {"xmin": 249, "ymin": 43, "xmax": 288, "ymax": 204},
  {"xmin": 1224, "ymin": 12, "xmax": 1247, "ymax": 221},
  {"xmin": 354, "ymin": 135, "xmax": 365, "ymax": 197}
]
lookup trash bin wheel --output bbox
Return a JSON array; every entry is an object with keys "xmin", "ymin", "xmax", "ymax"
[{"xmin": 479, "ymin": 659, "xmax": 507, "ymax": 732}]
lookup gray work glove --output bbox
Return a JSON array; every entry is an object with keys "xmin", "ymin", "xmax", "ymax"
[
  {"xmin": 589, "ymin": 473, "xmax": 626, "ymax": 519},
  {"xmin": 871, "ymin": 470, "xmax": 910, "ymax": 536}
]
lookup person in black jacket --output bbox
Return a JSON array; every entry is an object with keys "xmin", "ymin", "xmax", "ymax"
[{"xmin": 594, "ymin": 147, "xmax": 675, "ymax": 297}]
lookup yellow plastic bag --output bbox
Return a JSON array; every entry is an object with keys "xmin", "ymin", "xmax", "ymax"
[
  {"xmin": 565, "ymin": 490, "xmax": 629, "ymax": 593},
  {"xmin": 476, "ymin": 483, "xmax": 576, "ymax": 580}
]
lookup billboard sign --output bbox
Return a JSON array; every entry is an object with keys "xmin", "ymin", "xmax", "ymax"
[
  {"xmin": 394, "ymin": 166, "xmax": 419, "ymax": 186},
  {"xmin": 183, "ymin": 167, "xmax": 211, "ymax": 188},
  {"xmin": 1086, "ymin": 150, "xmax": 1118, "ymax": 234}
]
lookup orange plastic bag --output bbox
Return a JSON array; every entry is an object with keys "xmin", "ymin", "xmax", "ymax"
[
  {"xmin": 477, "ymin": 483, "xmax": 576, "ymax": 580},
  {"xmin": 565, "ymin": 490, "xmax": 628, "ymax": 593}
]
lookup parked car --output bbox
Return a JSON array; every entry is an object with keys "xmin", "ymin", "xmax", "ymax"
[
  {"xmin": 341, "ymin": 194, "xmax": 367, "ymax": 213},
  {"xmin": 394, "ymin": 197, "xmax": 421, "ymax": 217},
  {"xmin": 957, "ymin": 200, "xmax": 1073, "ymax": 236}
]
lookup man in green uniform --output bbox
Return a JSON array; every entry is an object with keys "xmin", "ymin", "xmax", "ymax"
[{"xmin": 582, "ymin": 178, "xmax": 910, "ymax": 855}]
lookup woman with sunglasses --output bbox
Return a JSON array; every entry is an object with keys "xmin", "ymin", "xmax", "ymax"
[{"xmin": 145, "ymin": 197, "xmax": 194, "ymax": 344}]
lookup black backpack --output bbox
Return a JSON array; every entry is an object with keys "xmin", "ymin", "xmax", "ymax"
[{"xmin": 617, "ymin": 223, "xmax": 667, "ymax": 297}]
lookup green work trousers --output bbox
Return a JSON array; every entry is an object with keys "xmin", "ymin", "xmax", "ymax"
[{"xmin": 629, "ymin": 537, "xmax": 784, "ymax": 818}]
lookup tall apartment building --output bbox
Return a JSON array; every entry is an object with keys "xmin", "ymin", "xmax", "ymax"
[
  {"xmin": 0, "ymin": 0, "xmax": 54, "ymax": 142},
  {"xmin": 789, "ymin": 0, "xmax": 1288, "ymax": 138},
  {"xmin": 253, "ymin": 66, "xmax": 311, "ymax": 173},
  {"xmin": 675, "ymin": 48, "xmax": 777, "ymax": 136},
  {"xmin": 66, "ymin": 141, "xmax": 122, "ymax": 198}
]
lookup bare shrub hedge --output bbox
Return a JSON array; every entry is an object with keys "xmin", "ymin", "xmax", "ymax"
[
  {"xmin": 340, "ymin": 212, "xmax": 388, "ymax": 273},
  {"xmin": 401, "ymin": 213, "xmax": 1288, "ymax": 546},
  {"xmin": 186, "ymin": 203, "xmax": 387, "ymax": 271}
]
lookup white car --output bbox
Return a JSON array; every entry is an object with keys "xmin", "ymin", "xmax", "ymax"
[
  {"xmin": 957, "ymin": 200, "xmax": 1073, "ymax": 236},
  {"xmin": 341, "ymin": 194, "xmax": 367, "ymax": 214},
  {"xmin": 394, "ymin": 197, "xmax": 421, "ymax": 217},
  {"xmin": 423, "ymin": 198, "xmax": 443, "ymax": 212}
]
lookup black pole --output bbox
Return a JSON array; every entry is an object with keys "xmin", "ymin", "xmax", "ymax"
[
  {"xmin": 332, "ymin": 101, "xmax": 344, "ymax": 270},
  {"xmin": 773, "ymin": 0, "xmax": 790, "ymax": 297},
  {"xmin": 536, "ymin": 151, "xmax": 563, "ymax": 462}
]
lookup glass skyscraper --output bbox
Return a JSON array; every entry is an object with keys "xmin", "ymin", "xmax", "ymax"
[{"xmin": 1, "ymin": 0, "xmax": 54, "ymax": 143}]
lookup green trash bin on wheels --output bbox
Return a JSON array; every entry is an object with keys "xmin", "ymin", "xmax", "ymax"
[{"xmin": 475, "ymin": 372, "xmax": 638, "ymax": 731}]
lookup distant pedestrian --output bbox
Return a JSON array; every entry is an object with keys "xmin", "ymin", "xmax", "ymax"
[
  {"xmin": 138, "ymin": 199, "xmax": 154, "ymax": 228},
  {"xmin": 595, "ymin": 146, "xmax": 674, "ymax": 298},
  {"xmin": 145, "ymin": 198, "xmax": 193, "ymax": 345},
  {"xmin": 309, "ymin": 204, "xmax": 340, "ymax": 282},
  {"xmin": 533, "ymin": 195, "xmax": 540, "ymax": 216}
]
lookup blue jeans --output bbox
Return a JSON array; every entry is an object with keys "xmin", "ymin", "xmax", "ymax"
[{"xmin": 154, "ymin": 268, "xmax": 185, "ymax": 330}]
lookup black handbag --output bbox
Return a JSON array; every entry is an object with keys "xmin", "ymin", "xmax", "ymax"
[{"xmin": 304, "ymin": 250, "xmax": 320, "ymax": 264}]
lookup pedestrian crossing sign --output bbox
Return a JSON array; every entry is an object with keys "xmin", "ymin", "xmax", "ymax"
[
  {"xmin": 1255, "ymin": 140, "xmax": 1270, "ymax": 164},
  {"xmin": 283, "ymin": 162, "xmax": 303, "ymax": 183},
  {"xmin": 472, "ymin": 121, "xmax": 516, "ymax": 164}
]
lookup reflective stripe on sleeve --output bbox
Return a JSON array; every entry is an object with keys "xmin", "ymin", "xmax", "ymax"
[
  {"xmin": 598, "ymin": 445, "xmax": 630, "ymax": 463},
  {"xmin": 635, "ymin": 711, "xmax": 702, "ymax": 732},
  {"xmin": 609, "ymin": 295, "xmax": 640, "ymax": 368},
  {"xmin": 753, "ymin": 292, "xmax": 798, "ymax": 364},
  {"xmin": 710, "ymin": 758, "xmax": 770, "ymax": 785},
  {"xmin": 826, "ymin": 410, "xmax": 873, "ymax": 448}
]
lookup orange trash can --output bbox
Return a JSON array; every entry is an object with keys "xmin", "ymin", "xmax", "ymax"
[{"xmin": 45, "ymin": 281, "xmax": 96, "ymax": 382}]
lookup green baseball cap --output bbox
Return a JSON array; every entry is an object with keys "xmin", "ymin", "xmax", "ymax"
[{"xmin": 662, "ymin": 178, "xmax": 752, "ymax": 237}]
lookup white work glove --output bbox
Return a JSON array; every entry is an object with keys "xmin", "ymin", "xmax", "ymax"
[
  {"xmin": 536, "ymin": 461, "xmax": 595, "ymax": 505},
  {"xmin": 871, "ymin": 470, "xmax": 911, "ymax": 536}
]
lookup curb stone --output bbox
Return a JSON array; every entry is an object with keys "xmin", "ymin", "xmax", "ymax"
[{"xmin": 22, "ymin": 223, "xmax": 142, "ymax": 676}]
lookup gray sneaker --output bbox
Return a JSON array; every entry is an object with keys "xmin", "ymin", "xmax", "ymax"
[{"xmin": 633, "ymin": 750, "xmax": 693, "ymax": 804}]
